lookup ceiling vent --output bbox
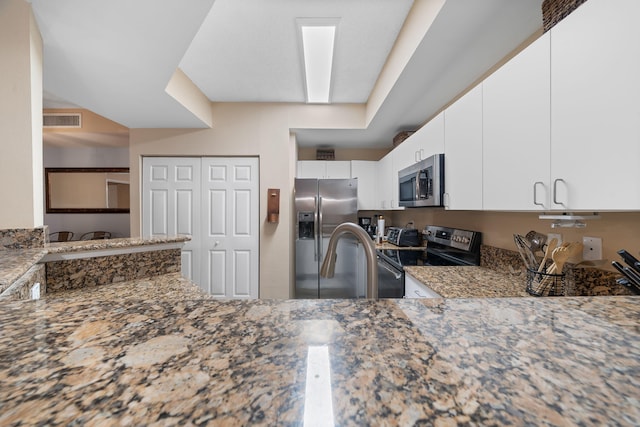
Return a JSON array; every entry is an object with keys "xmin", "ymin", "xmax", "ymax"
[{"xmin": 43, "ymin": 113, "xmax": 82, "ymax": 128}]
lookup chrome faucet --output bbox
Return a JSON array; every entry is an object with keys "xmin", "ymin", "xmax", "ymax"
[{"xmin": 320, "ymin": 222, "xmax": 378, "ymax": 300}]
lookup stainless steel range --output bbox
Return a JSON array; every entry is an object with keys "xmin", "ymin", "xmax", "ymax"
[
  {"xmin": 376, "ymin": 225, "xmax": 481, "ymax": 298},
  {"xmin": 422, "ymin": 225, "xmax": 481, "ymax": 266}
]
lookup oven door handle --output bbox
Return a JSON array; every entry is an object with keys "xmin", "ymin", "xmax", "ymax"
[{"xmin": 378, "ymin": 257, "xmax": 403, "ymax": 280}]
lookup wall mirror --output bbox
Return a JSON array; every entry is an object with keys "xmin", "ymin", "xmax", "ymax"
[{"xmin": 45, "ymin": 168, "xmax": 130, "ymax": 213}]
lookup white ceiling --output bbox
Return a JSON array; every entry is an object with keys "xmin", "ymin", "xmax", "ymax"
[{"xmin": 33, "ymin": 0, "xmax": 544, "ymax": 149}]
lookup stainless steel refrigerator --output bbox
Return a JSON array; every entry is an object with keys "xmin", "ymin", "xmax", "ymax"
[{"xmin": 295, "ymin": 178, "xmax": 359, "ymax": 298}]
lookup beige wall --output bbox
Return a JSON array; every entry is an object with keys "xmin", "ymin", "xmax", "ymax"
[
  {"xmin": 0, "ymin": 0, "xmax": 43, "ymax": 228},
  {"xmin": 376, "ymin": 209, "xmax": 640, "ymax": 272},
  {"xmin": 130, "ymin": 102, "xmax": 365, "ymax": 298}
]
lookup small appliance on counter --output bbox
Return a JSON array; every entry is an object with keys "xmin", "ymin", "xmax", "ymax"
[
  {"xmin": 357, "ymin": 217, "xmax": 375, "ymax": 239},
  {"xmin": 386, "ymin": 227, "xmax": 421, "ymax": 247}
]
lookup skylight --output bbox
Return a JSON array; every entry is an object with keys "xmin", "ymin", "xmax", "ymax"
[{"xmin": 300, "ymin": 22, "xmax": 337, "ymax": 104}]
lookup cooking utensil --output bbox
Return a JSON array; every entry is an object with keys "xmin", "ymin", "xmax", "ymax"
[
  {"xmin": 537, "ymin": 238, "xmax": 558, "ymax": 273},
  {"xmin": 514, "ymin": 234, "xmax": 537, "ymax": 269},
  {"xmin": 612, "ymin": 261, "xmax": 640, "ymax": 293},
  {"xmin": 525, "ymin": 230, "xmax": 547, "ymax": 254},
  {"xmin": 546, "ymin": 242, "xmax": 583, "ymax": 275},
  {"xmin": 617, "ymin": 249, "xmax": 640, "ymax": 273}
]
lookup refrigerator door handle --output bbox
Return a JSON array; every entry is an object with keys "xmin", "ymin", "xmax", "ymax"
[
  {"xmin": 313, "ymin": 196, "xmax": 319, "ymax": 262},
  {"xmin": 318, "ymin": 196, "xmax": 323, "ymax": 260}
]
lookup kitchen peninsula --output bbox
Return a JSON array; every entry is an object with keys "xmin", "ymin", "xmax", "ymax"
[{"xmin": 1, "ymin": 274, "xmax": 638, "ymax": 425}]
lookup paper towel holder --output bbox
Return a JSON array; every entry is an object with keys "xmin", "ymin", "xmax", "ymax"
[{"xmin": 267, "ymin": 188, "xmax": 280, "ymax": 223}]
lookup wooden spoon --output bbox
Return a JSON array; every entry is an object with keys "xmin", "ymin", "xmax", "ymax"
[
  {"xmin": 537, "ymin": 238, "xmax": 558, "ymax": 273},
  {"xmin": 546, "ymin": 246, "xmax": 568, "ymax": 276},
  {"xmin": 548, "ymin": 242, "xmax": 583, "ymax": 275}
]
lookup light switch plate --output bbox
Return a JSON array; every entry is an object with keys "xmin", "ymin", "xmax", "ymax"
[{"xmin": 582, "ymin": 237, "xmax": 602, "ymax": 261}]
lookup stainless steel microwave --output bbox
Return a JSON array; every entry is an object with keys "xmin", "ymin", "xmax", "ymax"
[{"xmin": 398, "ymin": 153, "xmax": 444, "ymax": 207}]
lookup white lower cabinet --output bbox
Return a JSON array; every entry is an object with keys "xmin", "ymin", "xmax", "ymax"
[{"xmin": 404, "ymin": 273, "xmax": 442, "ymax": 299}]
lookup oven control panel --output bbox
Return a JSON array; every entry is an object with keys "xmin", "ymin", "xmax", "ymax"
[{"xmin": 423, "ymin": 226, "xmax": 477, "ymax": 251}]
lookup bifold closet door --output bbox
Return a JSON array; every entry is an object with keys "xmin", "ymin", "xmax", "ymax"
[
  {"xmin": 142, "ymin": 157, "xmax": 259, "ymax": 298},
  {"xmin": 142, "ymin": 157, "xmax": 202, "ymax": 285},
  {"xmin": 201, "ymin": 157, "xmax": 259, "ymax": 298}
]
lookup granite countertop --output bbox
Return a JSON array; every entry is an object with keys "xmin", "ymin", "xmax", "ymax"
[
  {"xmin": 376, "ymin": 242, "xmax": 426, "ymax": 251},
  {"xmin": 0, "ymin": 275, "xmax": 639, "ymax": 425},
  {"xmin": 0, "ymin": 236, "xmax": 190, "ymax": 294},
  {"xmin": 405, "ymin": 266, "xmax": 530, "ymax": 298},
  {"xmin": 45, "ymin": 235, "xmax": 190, "ymax": 254},
  {"xmin": 0, "ymin": 248, "xmax": 48, "ymax": 294}
]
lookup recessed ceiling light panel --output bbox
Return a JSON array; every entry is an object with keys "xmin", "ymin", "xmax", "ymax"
[{"xmin": 298, "ymin": 18, "xmax": 339, "ymax": 104}]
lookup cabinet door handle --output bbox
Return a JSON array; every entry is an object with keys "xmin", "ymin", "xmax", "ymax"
[
  {"xmin": 414, "ymin": 290, "xmax": 426, "ymax": 297},
  {"xmin": 553, "ymin": 178, "xmax": 566, "ymax": 206},
  {"xmin": 414, "ymin": 151, "xmax": 419, "ymax": 163},
  {"xmin": 443, "ymin": 192, "xmax": 450, "ymax": 208},
  {"xmin": 533, "ymin": 182, "xmax": 544, "ymax": 207}
]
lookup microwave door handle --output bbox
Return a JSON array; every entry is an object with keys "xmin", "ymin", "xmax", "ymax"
[{"xmin": 415, "ymin": 171, "xmax": 421, "ymax": 200}]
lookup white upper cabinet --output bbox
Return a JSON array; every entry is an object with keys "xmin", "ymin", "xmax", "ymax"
[
  {"xmin": 482, "ymin": 32, "xmax": 551, "ymax": 210},
  {"xmin": 393, "ymin": 112, "xmax": 445, "ymax": 173},
  {"xmin": 297, "ymin": 161, "xmax": 351, "ymax": 179},
  {"xmin": 550, "ymin": 0, "xmax": 640, "ymax": 210},
  {"xmin": 444, "ymin": 84, "xmax": 483, "ymax": 210},
  {"xmin": 376, "ymin": 152, "xmax": 402, "ymax": 210},
  {"xmin": 350, "ymin": 161, "xmax": 377, "ymax": 210}
]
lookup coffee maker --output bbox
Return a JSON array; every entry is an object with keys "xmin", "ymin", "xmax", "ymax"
[{"xmin": 358, "ymin": 217, "xmax": 375, "ymax": 239}]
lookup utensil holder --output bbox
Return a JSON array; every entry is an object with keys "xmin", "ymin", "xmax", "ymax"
[{"xmin": 526, "ymin": 267, "xmax": 567, "ymax": 296}]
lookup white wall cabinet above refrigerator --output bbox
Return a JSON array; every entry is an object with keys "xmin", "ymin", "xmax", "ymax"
[
  {"xmin": 482, "ymin": 31, "xmax": 551, "ymax": 211},
  {"xmin": 296, "ymin": 160, "xmax": 351, "ymax": 179},
  {"xmin": 444, "ymin": 84, "xmax": 483, "ymax": 210},
  {"xmin": 550, "ymin": 0, "xmax": 640, "ymax": 210}
]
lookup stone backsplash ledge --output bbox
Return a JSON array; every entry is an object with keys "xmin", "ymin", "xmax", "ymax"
[
  {"xmin": 480, "ymin": 245, "xmax": 630, "ymax": 297},
  {"xmin": 46, "ymin": 249, "xmax": 182, "ymax": 293},
  {"xmin": 0, "ymin": 227, "xmax": 47, "ymax": 249}
]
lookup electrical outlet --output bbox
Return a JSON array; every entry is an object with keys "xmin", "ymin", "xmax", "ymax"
[
  {"xmin": 582, "ymin": 237, "xmax": 602, "ymax": 261},
  {"xmin": 547, "ymin": 233, "xmax": 562, "ymax": 245},
  {"xmin": 30, "ymin": 282, "xmax": 40, "ymax": 300}
]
